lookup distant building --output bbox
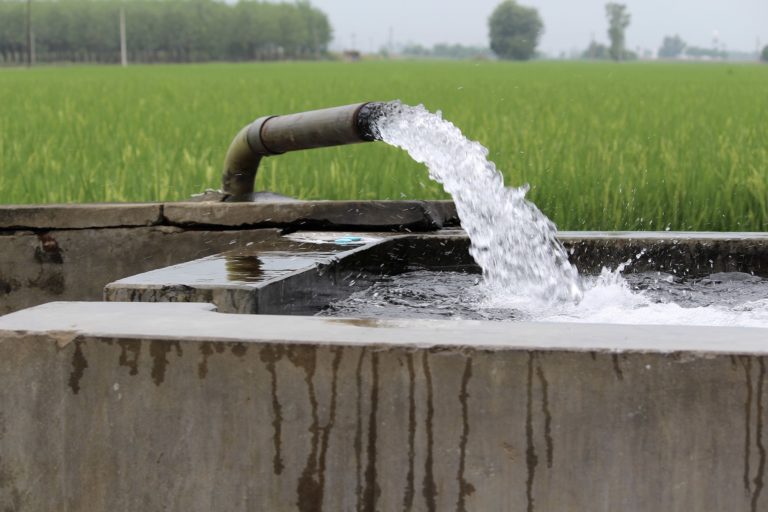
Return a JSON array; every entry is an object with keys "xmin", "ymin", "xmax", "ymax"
[{"xmin": 342, "ymin": 50, "xmax": 361, "ymax": 62}]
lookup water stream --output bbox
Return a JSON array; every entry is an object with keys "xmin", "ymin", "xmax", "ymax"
[
  {"xmin": 374, "ymin": 101, "xmax": 583, "ymax": 303},
  {"xmin": 365, "ymin": 102, "xmax": 768, "ymax": 327}
]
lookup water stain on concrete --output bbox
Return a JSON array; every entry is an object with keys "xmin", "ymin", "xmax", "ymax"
[
  {"xmin": 68, "ymin": 339, "xmax": 88, "ymax": 394},
  {"xmin": 328, "ymin": 318, "xmax": 383, "ymax": 328},
  {"xmin": 230, "ymin": 342, "xmax": 247, "ymax": 358},
  {"xmin": 743, "ymin": 356, "xmax": 753, "ymax": 492},
  {"xmin": 354, "ymin": 349, "xmax": 366, "ymax": 511},
  {"xmin": 198, "ymin": 342, "xmax": 214, "ymax": 379},
  {"xmin": 536, "ymin": 359, "xmax": 554, "ymax": 469},
  {"xmin": 34, "ymin": 233, "xmax": 63, "ymax": 264},
  {"xmin": 402, "ymin": 353, "xmax": 417, "ymax": 512},
  {"xmin": 741, "ymin": 355, "xmax": 767, "ymax": 512},
  {"xmin": 0, "ymin": 462, "xmax": 22, "ymax": 512},
  {"xmin": 0, "ymin": 277, "xmax": 19, "ymax": 295},
  {"xmin": 118, "ymin": 340, "xmax": 141, "ymax": 376},
  {"xmin": 612, "ymin": 354, "xmax": 624, "ymax": 381},
  {"xmin": 289, "ymin": 346, "xmax": 322, "ymax": 512},
  {"xmin": 422, "ymin": 351, "xmax": 437, "ymax": 512},
  {"xmin": 28, "ymin": 234, "xmax": 66, "ymax": 294},
  {"xmin": 317, "ymin": 347, "xmax": 344, "ymax": 508},
  {"xmin": 259, "ymin": 345, "xmax": 285, "ymax": 475},
  {"xmin": 456, "ymin": 356, "xmax": 475, "ymax": 512},
  {"xmin": 525, "ymin": 352, "xmax": 538, "ymax": 512},
  {"xmin": 0, "ymin": 412, "xmax": 22, "ymax": 511},
  {"xmin": 28, "ymin": 271, "xmax": 65, "ymax": 296},
  {"xmin": 752, "ymin": 358, "xmax": 766, "ymax": 512},
  {"xmin": 149, "ymin": 340, "xmax": 182, "ymax": 386},
  {"xmin": 362, "ymin": 352, "xmax": 381, "ymax": 512}
]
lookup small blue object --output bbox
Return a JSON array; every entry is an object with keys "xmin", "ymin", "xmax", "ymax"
[{"xmin": 335, "ymin": 236, "xmax": 363, "ymax": 244}]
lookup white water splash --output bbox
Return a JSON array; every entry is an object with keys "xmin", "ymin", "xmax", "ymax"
[
  {"xmin": 375, "ymin": 102, "xmax": 583, "ymax": 303},
  {"xmin": 372, "ymin": 102, "xmax": 768, "ymax": 328},
  {"xmin": 487, "ymin": 266, "xmax": 768, "ymax": 328}
]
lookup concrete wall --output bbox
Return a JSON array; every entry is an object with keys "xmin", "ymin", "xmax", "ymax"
[
  {"xmin": 0, "ymin": 226, "xmax": 282, "ymax": 315},
  {"xmin": 1, "ymin": 303, "xmax": 767, "ymax": 511},
  {"xmin": 0, "ymin": 201, "xmax": 457, "ymax": 315}
]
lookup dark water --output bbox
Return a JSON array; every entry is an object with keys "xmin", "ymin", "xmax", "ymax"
[
  {"xmin": 318, "ymin": 270, "xmax": 768, "ymax": 324},
  {"xmin": 626, "ymin": 271, "xmax": 768, "ymax": 308}
]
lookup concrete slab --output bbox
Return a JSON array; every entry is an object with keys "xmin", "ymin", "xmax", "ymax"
[
  {"xmin": 0, "ymin": 203, "xmax": 162, "ymax": 229},
  {"xmin": 103, "ymin": 234, "xmax": 397, "ymax": 314},
  {"xmin": 163, "ymin": 200, "xmax": 457, "ymax": 231},
  {"xmin": 2, "ymin": 301, "xmax": 766, "ymax": 353},
  {"xmin": 0, "ymin": 201, "xmax": 459, "ymax": 231}
]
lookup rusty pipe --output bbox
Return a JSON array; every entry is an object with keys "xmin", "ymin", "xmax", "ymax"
[{"xmin": 222, "ymin": 102, "xmax": 386, "ymax": 201}]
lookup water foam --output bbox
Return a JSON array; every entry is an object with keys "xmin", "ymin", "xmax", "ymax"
[{"xmin": 487, "ymin": 267, "xmax": 768, "ymax": 328}]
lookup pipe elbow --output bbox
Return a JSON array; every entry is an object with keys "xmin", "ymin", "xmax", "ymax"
[
  {"xmin": 221, "ymin": 117, "xmax": 272, "ymax": 202},
  {"xmin": 221, "ymin": 101, "xmax": 389, "ymax": 201}
]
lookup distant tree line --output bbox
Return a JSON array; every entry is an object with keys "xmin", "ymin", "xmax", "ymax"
[
  {"xmin": 581, "ymin": 41, "xmax": 637, "ymax": 60},
  {"xmin": 401, "ymin": 43, "xmax": 492, "ymax": 60},
  {"xmin": 0, "ymin": 0, "xmax": 332, "ymax": 65},
  {"xmin": 658, "ymin": 35, "xmax": 740, "ymax": 60}
]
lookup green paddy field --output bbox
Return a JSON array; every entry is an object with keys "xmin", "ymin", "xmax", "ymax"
[{"xmin": 0, "ymin": 61, "xmax": 766, "ymax": 231}]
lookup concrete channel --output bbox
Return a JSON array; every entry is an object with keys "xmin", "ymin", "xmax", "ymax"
[{"xmin": 1, "ymin": 200, "xmax": 768, "ymax": 511}]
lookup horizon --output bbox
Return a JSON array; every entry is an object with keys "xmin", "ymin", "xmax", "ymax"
[{"xmin": 307, "ymin": 0, "xmax": 767, "ymax": 56}]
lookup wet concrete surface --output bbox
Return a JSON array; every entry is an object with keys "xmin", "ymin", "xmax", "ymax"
[{"xmin": 104, "ymin": 234, "xmax": 403, "ymax": 314}]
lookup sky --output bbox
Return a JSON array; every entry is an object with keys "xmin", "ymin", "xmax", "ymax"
[{"xmin": 310, "ymin": 0, "xmax": 768, "ymax": 56}]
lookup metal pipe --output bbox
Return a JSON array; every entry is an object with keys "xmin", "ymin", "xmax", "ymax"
[{"xmin": 222, "ymin": 101, "xmax": 387, "ymax": 201}]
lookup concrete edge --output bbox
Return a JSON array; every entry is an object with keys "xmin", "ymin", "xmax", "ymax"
[
  {"xmin": 0, "ymin": 201, "xmax": 461, "ymax": 232},
  {"xmin": 1, "ymin": 302, "xmax": 767, "ymax": 356},
  {"xmin": 1, "ymin": 201, "xmax": 765, "ymax": 240},
  {"xmin": 0, "ymin": 203, "xmax": 163, "ymax": 230},
  {"xmin": 102, "ymin": 235, "xmax": 409, "ymax": 313},
  {"xmin": 161, "ymin": 200, "xmax": 454, "ymax": 231}
]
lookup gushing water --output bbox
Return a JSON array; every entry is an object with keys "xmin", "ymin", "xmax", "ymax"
[
  {"xmin": 374, "ymin": 102, "xmax": 583, "ymax": 303},
  {"xmin": 365, "ymin": 102, "xmax": 768, "ymax": 327}
]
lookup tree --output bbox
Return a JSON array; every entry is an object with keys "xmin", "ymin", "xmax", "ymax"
[
  {"xmin": 658, "ymin": 35, "xmax": 685, "ymax": 59},
  {"xmin": 685, "ymin": 46, "xmax": 727, "ymax": 60},
  {"xmin": 605, "ymin": 3, "xmax": 630, "ymax": 61},
  {"xmin": 488, "ymin": 1, "xmax": 543, "ymax": 61},
  {"xmin": 0, "ymin": 0, "xmax": 333, "ymax": 65},
  {"xmin": 762, "ymin": 45, "xmax": 768, "ymax": 63},
  {"xmin": 581, "ymin": 42, "xmax": 610, "ymax": 60}
]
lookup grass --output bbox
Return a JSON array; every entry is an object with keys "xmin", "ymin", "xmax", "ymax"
[{"xmin": 0, "ymin": 60, "xmax": 766, "ymax": 231}]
